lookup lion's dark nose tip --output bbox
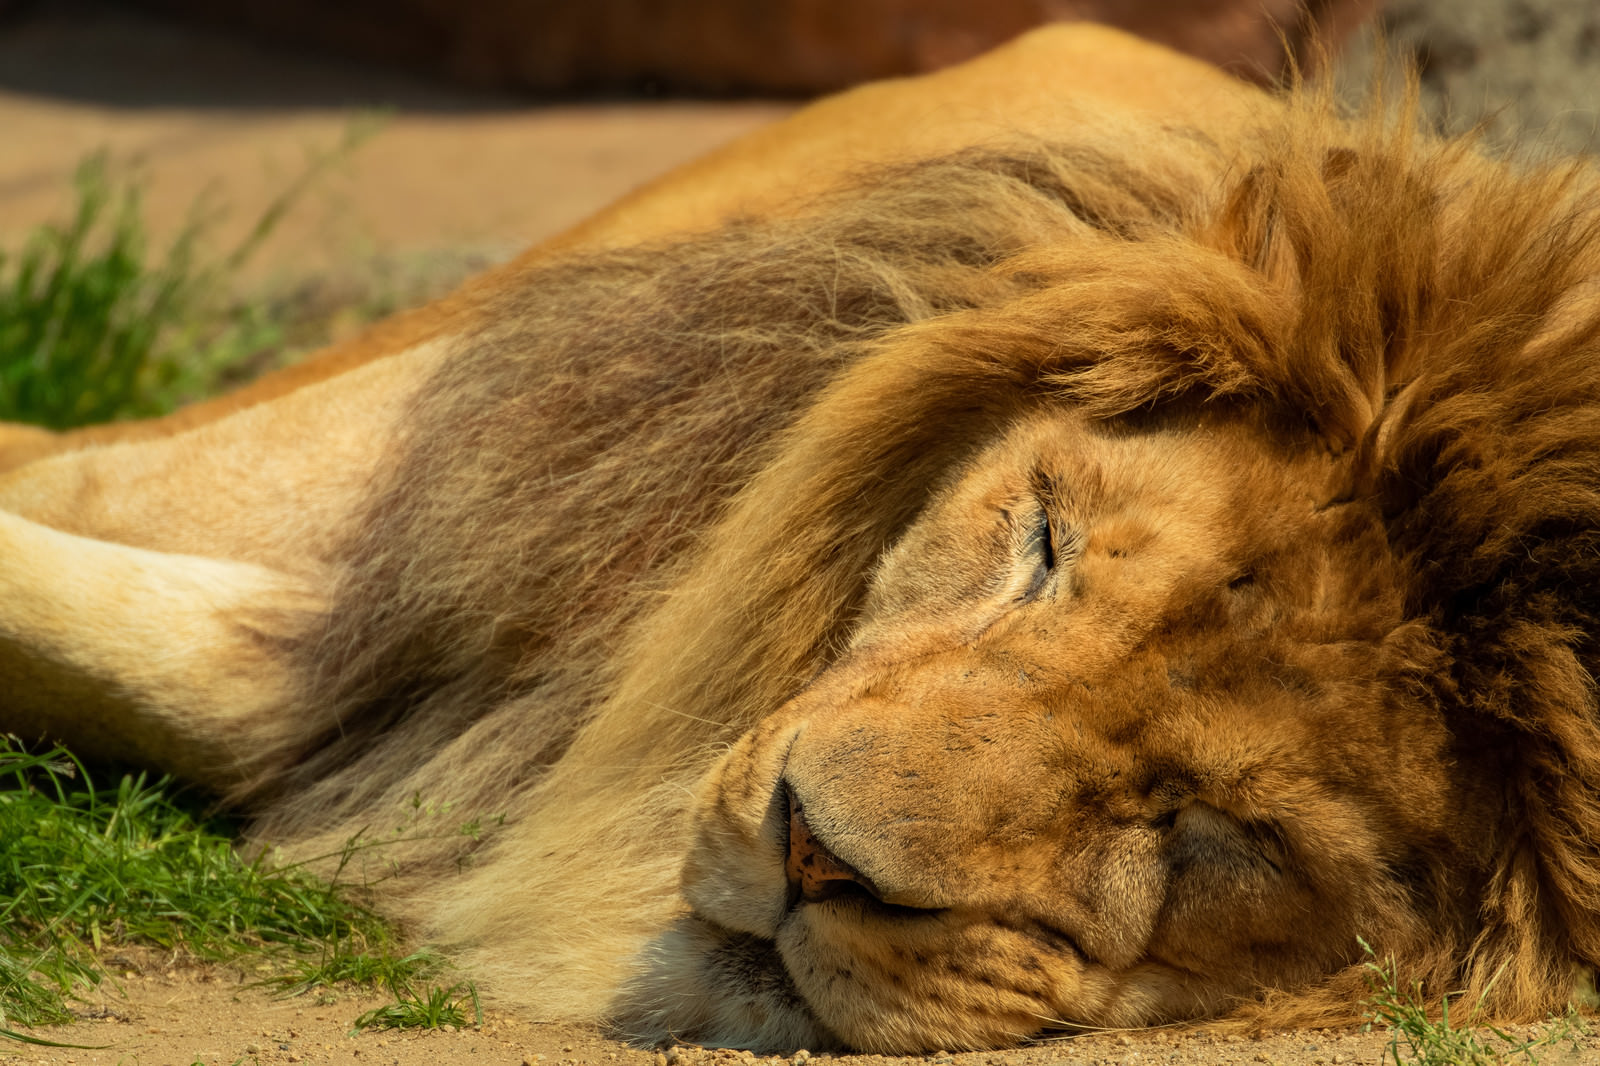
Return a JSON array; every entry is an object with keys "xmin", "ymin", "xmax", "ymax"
[{"xmin": 785, "ymin": 784, "xmax": 880, "ymax": 905}]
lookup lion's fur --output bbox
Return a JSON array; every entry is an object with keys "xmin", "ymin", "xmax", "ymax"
[
  {"xmin": 183, "ymin": 83, "xmax": 1600, "ymax": 1045},
  {"xmin": 233, "ymin": 138, "xmax": 1226, "ymax": 1024},
  {"xmin": 8, "ymin": 47, "xmax": 1600, "ymax": 1046}
]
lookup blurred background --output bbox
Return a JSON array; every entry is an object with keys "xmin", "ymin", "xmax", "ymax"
[
  {"xmin": 0, "ymin": 0, "xmax": 1595, "ymax": 424},
  {"xmin": 0, "ymin": 3, "xmax": 1593, "ymax": 1048}
]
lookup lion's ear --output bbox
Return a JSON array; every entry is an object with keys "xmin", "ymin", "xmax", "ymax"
[
  {"xmin": 1199, "ymin": 145, "xmax": 1443, "ymax": 450},
  {"xmin": 1203, "ymin": 162, "xmax": 1303, "ymax": 292}
]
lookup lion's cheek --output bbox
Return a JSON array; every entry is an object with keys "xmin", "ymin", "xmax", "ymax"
[
  {"xmin": 774, "ymin": 910, "xmax": 1221, "ymax": 1050},
  {"xmin": 681, "ymin": 719, "xmax": 806, "ymax": 936},
  {"xmin": 614, "ymin": 915, "xmax": 836, "ymax": 1051},
  {"xmin": 775, "ymin": 910, "xmax": 1072, "ymax": 1052}
]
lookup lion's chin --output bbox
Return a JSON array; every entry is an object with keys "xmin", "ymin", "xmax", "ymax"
[
  {"xmin": 611, "ymin": 915, "xmax": 839, "ymax": 1052},
  {"xmin": 619, "ymin": 903, "xmax": 1082, "ymax": 1054},
  {"xmin": 773, "ymin": 898, "xmax": 1092, "ymax": 1054}
]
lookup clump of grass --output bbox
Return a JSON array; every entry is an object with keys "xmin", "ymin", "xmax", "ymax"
[
  {"xmin": 0, "ymin": 156, "xmax": 204, "ymax": 426},
  {"xmin": 0, "ymin": 122, "xmax": 375, "ymax": 430},
  {"xmin": 351, "ymin": 976, "xmax": 483, "ymax": 1033},
  {"xmin": 269, "ymin": 944, "xmax": 442, "ymax": 998},
  {"xmin": 1361, "ymin": 939, "xmax": 1583, "ymax": 1066},
  {"xmin": 0, "ymin": 736, "xmax": 466, "ymax": 1039}
]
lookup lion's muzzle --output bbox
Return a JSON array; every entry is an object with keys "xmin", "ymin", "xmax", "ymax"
[{"xmin": 784, "ymin": 782, "xmax": 882, "ymax": 906}]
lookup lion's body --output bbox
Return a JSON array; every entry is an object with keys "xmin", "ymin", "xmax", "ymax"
[{"xmin": 4, "ymin": 24, "xmax": 1600, "ymax": 1053}]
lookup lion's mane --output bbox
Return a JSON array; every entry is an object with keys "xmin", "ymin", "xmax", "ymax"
[{"xmin": 236, "ymin": 95, "xmax": 1600, "ymax": 1029}]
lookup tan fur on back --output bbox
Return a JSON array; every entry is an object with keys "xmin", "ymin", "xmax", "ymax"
[{"xmin": 7, "ymin": 33, "xmax": 1600, "ymax": 1051}]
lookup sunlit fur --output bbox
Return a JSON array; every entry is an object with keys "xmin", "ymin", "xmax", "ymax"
[{"xmin": 222, "ymin": 91, "xmax": 1600, "ymax": 1050}]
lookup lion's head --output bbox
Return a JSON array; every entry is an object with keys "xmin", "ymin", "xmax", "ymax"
[
  {"xmin": 601, "ymin": 114, "xmax": 1600, "ymax": 1050},
  {"xmin": 665, "ymin": 408, "xmax": 1483, "ymax": 1050},
  {"xmin": 235, "ymin": 93, "xmax": 1600, "ymax": 1054}
]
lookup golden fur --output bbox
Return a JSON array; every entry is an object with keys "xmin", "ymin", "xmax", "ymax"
[{"xmin": 4, "ymin": 27, "xmax": 1600, "ymax": 1053}]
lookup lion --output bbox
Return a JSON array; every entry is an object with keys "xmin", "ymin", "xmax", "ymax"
[{"xmin": 3, "ymin": 23, "xmax": 1600, "ymax": 1054}]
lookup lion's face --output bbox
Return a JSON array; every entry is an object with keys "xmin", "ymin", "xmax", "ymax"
[{"xmin": 677, "ymin": 410, "xmax": 1492, "ymax": 1051}]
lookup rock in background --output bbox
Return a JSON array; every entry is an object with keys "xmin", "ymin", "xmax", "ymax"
[{"xmin": 1339, "ymin": 0, "xmax": 1600, "ymax": 154}]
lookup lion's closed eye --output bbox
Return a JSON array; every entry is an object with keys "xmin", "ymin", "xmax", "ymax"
[
  {"xmin": 1010, "ymin": 467, "xmax": 1086, "ymax": 606},
  {"xmin": 1165, "ymin": 801, "xmax": 1286, "ymax": 879},
  {"xmin": 1015, "ymin": 507, "xmax": 1087, "ymax": 607},
  {"xmin": 1017, "ymin": 508, "xmax": 1054, "ymax": 601}
]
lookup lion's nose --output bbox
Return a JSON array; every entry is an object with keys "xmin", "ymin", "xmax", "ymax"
[{"xmin": 785, "ymin": 785, "xmax": 881, "ymax": 904}]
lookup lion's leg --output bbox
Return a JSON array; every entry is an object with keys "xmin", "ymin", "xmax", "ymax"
[
  {"xmin": 0, "ymin": 509, "xmax": 323, "ymax": 787},
  {"xmin": 0, "ymin": 337, "xmax": 445, "ymax": 568},
  {"xmin": 0, "ymin": 423, "xmax": 59, "ymax": 468},
  {"xmin": 0, "ymin": 338, "xmax": 448, "ymax": 784}
]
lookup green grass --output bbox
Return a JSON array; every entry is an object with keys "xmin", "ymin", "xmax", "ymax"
[
  {"xmin": 0, "ymin": 155, "xmax": 280, "ymax": 428},
  {"xmin": 0, "ymin": 737, "xmax": 470, "ymax": 1042},
  {"xmin": 0, "ymin": 123, "xmax": 376, "ymax": 429},
  {"xmin": 1361, "ymin": 940, "xmax": 1584, "ymax": 1066},
  {"xmin": 351, "ymin": 976, "xmax": 483, "ymax": 1033}
]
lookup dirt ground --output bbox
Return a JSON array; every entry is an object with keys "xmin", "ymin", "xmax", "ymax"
[
  {"xmin": 5, "ymin": 1, "xmax": 1600, "ymax": 1064},
  {"xmin": 30, "ymin": 952, "xmax": 1599, "ymax": 1066},
  {"xmin": 0, "ymin": 0, "xmax": 790, "ymax": 291}
]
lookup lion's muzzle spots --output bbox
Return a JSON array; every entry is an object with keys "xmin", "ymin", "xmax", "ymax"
[{"xmin": 785, "ymin": 783, "xmax": 882, "ymax": 906}]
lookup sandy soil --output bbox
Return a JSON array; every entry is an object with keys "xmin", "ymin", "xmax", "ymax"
[
  {"xmin": 33, "ymin": 951, "xmax": 1597, "ymax": 1066},
  {"xmin": 6, "ymin": 1, "xmax": 1600, "ymax": 1064},
  {"xmin": 0, "ymin": 0, "xmax": 789, "ymax": 290}
]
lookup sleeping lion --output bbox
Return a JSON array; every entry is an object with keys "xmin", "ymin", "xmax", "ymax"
[{"xmin": 3, "ymin": 24, "xmax": 1599, "ymax": 1053}]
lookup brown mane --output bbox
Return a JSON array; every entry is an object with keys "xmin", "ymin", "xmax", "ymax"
[{"xmin": 229, "ymin": 95, "xmax": 1600, "ymax": 1027}]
